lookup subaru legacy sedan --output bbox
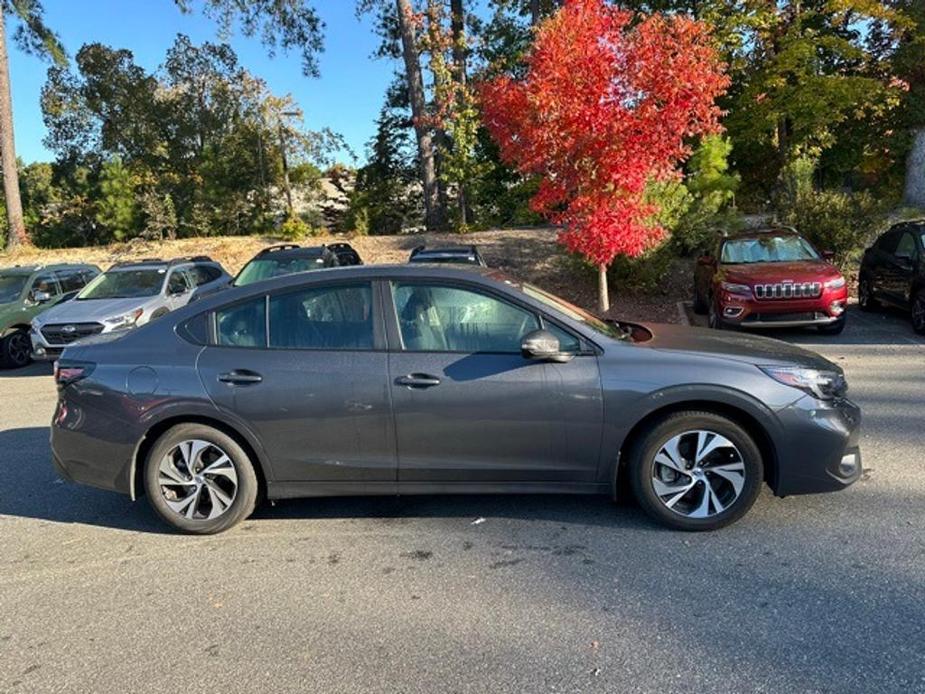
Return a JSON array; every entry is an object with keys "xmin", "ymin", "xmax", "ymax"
[{"xmin": 50, "ymin": 265, "xmax": 861, "ymax": 534}]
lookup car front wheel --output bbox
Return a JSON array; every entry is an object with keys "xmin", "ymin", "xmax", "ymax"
[
  {"xmin": 912, "ymin": 290, "xmax": 925, "ymax": 335},
  {"xmin": 628, "ymin": 412, "xmax": 763, "ymax": 531},
  {"xmin": 858, "ymin": 278, "xmax": 879, "ymax": 311},
  {"xmin": 144, "ymin": 423, "xmax": 259, "ymax": 534},
  {"xmin": 0, "ymin": 329, "xmax": 32, "ymax": 369}
]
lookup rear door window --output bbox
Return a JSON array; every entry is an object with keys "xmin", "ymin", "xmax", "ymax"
[
  {"xmin": 269, "ymin": 283, "xmax": 374, "ymax": 350},
  {"xmin": 189, "ymin": 264, "xmax": 223, "ymax": 286},
  {"xmin": 216, "ymin": 297, "xmax": 267, "ymax": 348},
  {"xmin": 54, "ymin": 269, "xmax": 91, "ymax": 293}
]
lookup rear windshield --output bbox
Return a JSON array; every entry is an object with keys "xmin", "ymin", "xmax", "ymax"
[
  {"xmin": 78, "ymin": 268, "xmax": 165, "ymax": 299},
  {"xmin": 410, "ymin": 254, "xmax": 477, "ymax": 265},
  {"xmin": 234, "ymin": 256, "xmax": 326, "ymax": 287},
  {"xmin": 721, "ymin": 235, "xmax": 819, "ymax": 264},
  {"xmin": 0, "ymin": 273, "xmax": 29, "ymax": 304}
]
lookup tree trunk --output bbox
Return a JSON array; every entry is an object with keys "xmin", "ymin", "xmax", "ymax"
[
  {"xmin": 396, "ymin": 0, "xmax": 444, "ymax": 231},
  {"xmin": 0, "ymin": 12, "xmax": 26, "ymax": 250},
  {"xmin": 450, "ymin": 0, "xmax": 469, "ymax": 227},
  {"xmin": 598, "ymin": 264, "xmax": 610, "ymax": 313},
  {"xmin": 530, "ymin": 0, "xmax": 541, "ymax": 25},
  {"xmin": 904, "ymin": 127, "xmax": 925, "ymax": 209}
]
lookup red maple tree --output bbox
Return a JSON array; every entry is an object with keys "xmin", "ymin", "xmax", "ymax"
[{"xmin": 480, "ymin": 0, "xmax": 730, "ymax": 310}]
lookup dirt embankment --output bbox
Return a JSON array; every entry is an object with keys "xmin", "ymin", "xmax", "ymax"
[{"xmin": 0, "ymin": 228, "xmax": 688, "ymax": 323}]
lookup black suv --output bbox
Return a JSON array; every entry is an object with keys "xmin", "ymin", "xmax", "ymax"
[
  {"xmin": 234, "ymin": 243, "xmax": 361, "ymax": 287},
  {"xmin": 408, "ymin": 245, "xmax": 486, "ymax": 266},
  {"xmin": 858, "ymin": 221, "xmax": 925, "ymax": 333}
]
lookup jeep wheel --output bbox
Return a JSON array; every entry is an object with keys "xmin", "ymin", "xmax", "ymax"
[
  {"xmin": 858, "ymin": 278, "xmax": 879, "ymax": 312},
  {"xmin": 0, "ymin": 329, "xmax": 32, "ymax": 369},
  {"xmin": 818, "ymin": 316, "xmax": 846, "ymax": 335}
]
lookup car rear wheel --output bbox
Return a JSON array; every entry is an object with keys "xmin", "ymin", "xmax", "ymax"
[
  {"xmin": 912, "ymin": 290, "xmax": 925, "ymax": 335},
  {"xmin": 144, "ymin": 423, "xmax": 259, "ymax": 534},
  {"xmin": 858, "ymin": 278, "xmax": 879, "ymax": 312},
  {"xmin": 628, "ymin": 412, "xmax": 763, "ymax": 531},
  {"xmin": 0, "ymin": 329, "xmax": 32, "ymax": 369}
]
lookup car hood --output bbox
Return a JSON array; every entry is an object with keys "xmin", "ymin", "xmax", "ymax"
[
  {"xmin": 35, "ymin": 297, "xmax": 150, "ymax": 326},
  {"xmin": 719, "ymin": 260, "xmax": 842, "ymax": 284},
  {"xmin": 639, "ymin": 322, "xmax": 838, "ymax": 371}
]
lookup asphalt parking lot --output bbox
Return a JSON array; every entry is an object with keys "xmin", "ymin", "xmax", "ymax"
[{"xmin": 1, "ymin": 305, "xmax": 923, "ymax": 694}]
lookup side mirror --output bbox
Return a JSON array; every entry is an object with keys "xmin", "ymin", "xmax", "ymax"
[
  {"xmin": 30, "ymin": 290, "xmax": 52, "ymax": 304},
  {"xmin": 822, "ymin": 250, "xmax": 836, "ymax": 261},
  {"xmin": 521, "ymin": 329, "xmax": 573, "ymax": 363}
]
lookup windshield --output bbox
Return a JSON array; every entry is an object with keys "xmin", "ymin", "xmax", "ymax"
[
  {"xmin": 0, "ymin": 273, "xmax": 29, "ymax": 304},
  {"xmin": 234, "ymin": 256, "xmax": 326, "ymax": 286},
  {"xmin": 410, "ymin": 255, "xmax": 477, "ymax": 265},
  {"xmin": 721, "ymin": 235, "xmax": 820, "ymax": 264},
  {"xmin": 78, "ymin": 268, "xmax": 165, "ymax": 300},
  {"xmin": 521, "ymin": 283, "xmax": 629, "ymax": 341}
]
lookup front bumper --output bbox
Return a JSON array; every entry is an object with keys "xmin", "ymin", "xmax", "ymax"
[
  {"xmin": 772, "ymin": 395, "xmax": 862, "ymax": 496},
  {"xmin": 30, "ymin": 329, "xmax": 63, "ymax": 361},
  {"xmin": 716, "ymin": 287, "xmax": 848, "ymax": 329}
]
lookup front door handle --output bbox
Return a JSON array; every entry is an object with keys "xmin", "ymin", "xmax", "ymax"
[
  {"xmin": 218, "ymin": 370, "xmax": 263, "ymax": 385},
  {"xmin": 395, "ymin": 373, "xmax": 441, "ymax": 388}
]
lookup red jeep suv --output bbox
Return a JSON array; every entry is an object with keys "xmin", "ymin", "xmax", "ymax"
[{"xmin": 693, "ymin": 228, "xmax": 848, "ymax": 334}]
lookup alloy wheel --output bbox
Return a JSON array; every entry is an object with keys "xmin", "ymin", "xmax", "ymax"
[
  {"xmin": 7, "ymin": 331, "xmax": 31, "ymax": 367},
  {"xmin": 158, "ymin": 439, "xmax": 238, "ymax": 520},
  {"xmin": 913, "ymin": 293, "xmax": 925, "ymax": 332},
  {"xmin": 650, "ymin": 430, "xmax": 746, "ymax": 518}
]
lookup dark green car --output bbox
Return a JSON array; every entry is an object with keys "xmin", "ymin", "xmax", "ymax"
[{"xmin": 0, "ymin": 263, "xmax": 100, "ymax": 368}]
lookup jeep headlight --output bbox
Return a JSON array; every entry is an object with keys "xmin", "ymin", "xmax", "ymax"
[
  {"xmin": 720, "ymin": 281, "xmax": 751, "ymax": 295},
  {"xmin": 760, "ymin": 365, "xmax": 847, "ymax": 400},
  {"xmin": 103, "ymin": 308, "xmax": 143, "ymax": 330},
  {"xmin": 824, "ymin": 277, "xmax": 846, "ymax": 290}
]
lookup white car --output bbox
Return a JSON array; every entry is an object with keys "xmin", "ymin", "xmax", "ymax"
[{"xmin": 31, "ymin": 256, "xmax": 230, "ymax": 360}]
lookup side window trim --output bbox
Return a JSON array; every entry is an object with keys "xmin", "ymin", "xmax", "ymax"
[{"xmin": 539, "ymin": 315, "xmax": 594, "ymax": 356}]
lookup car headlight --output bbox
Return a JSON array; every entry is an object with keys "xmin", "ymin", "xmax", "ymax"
[
  {"xmin": 30, "ymin": 317, "xmax": 41, "ymax": 332},
  {"xmin": 759, "ymin": 365, "xmax": 847, "ymax": 400},
  {"xmin": 720, "ymin": 281, "xmax": 751, "ymax": 295},
  {"xmin": 103, "ymin": 308, "xmax": 143, "ymax": 330},
  {"xmin": 824, "ymin": 276, "xmax": 846, "ymax": 290}
]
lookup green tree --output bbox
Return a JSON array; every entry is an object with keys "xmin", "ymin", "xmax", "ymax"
[{"xmin": 96, "ymin": 157, "xmax": 137, "ymax": 241}]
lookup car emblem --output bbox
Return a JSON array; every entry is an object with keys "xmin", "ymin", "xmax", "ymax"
[{"xmin": 62, "ymin": 325, "xmax": 76, "ymax": 333}]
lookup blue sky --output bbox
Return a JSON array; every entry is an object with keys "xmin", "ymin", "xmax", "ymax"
[{"xmin": 7, "ymin": 1, "xmax": 398, "ymax": 165}]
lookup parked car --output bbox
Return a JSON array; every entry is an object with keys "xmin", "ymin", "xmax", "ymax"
[
  {"xmin": 327, "ymin": 242, "xmax": 363, "ymax": 266},
  {"xmin": 693, "ymin": 227, "xmax": 848, "ymax": 334},
  {"xmin": 233, "ymin": 244, "xmax": 344, "ymax": 287},
  {"xmin": 0, "ymin": 263, "xmax": 100, "ymax": 368},
  {"xmin": 51, "ymin": 264, "xmax": 861, "ymax": 534},
  {"xmin": 408, "ymin": 244, "xmax": 486, "ymax": 266},
  {"xmin": 858, "ymin": 220, "xmax": 925, "ymax": 334},
  {"xmin": 31, "ymin": 256, "xmax": 229, "ymax": 361}
]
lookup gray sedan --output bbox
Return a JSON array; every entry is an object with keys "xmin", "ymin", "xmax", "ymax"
[{"xmin": 49, "ymin": 265, "xmax": 861, "ymax": 533}]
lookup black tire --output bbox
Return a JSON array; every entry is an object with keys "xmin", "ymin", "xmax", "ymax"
[
  {"xmin": 0, "ymin": 329, "xmax": 32, "ymax": 369},
  {"xmin": 858, "ymin": 277, "xmax": 879, "ymax": 312},
  {"xmin": 628, "ymin": 411, "xmax": 764, "ymax": 531},
  {"xmin": 818, "ymin": 316, "xmax": 846, "ymax": 335},
  {"xmin": 912, "ymin": 290, "xmax": 925, "ymax": 335},
  {"xmin": 144, "ymin": 423, "xmax": 259, "ymax": 534},
  {"xmin": 707, "ymin": 299, "xmax": 725, "ymax": 330}
]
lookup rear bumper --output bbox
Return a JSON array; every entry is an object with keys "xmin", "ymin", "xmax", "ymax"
[{"xmin": 771, "ymin": 395, "xmax": 862, "ymax": 496}]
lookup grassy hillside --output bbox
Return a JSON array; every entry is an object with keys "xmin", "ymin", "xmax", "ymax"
[{"xmin": 0, "ymin": 228, "xmax": 687, "ymax": 322}]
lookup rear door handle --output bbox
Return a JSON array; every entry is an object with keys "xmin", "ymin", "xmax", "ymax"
[
  {"xmin": 218, "ymin": 370, "xmax": 263, "ymax": 385},
  {"xmin": 395, "ymin": 373, "xmax": 441, "ymax": 388}
]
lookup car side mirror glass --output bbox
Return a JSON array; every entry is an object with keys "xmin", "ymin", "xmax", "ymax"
[
  {"xmin": 521, "ymin": 329, "xmax": 573, "ymax": 363},
  {"xmin": 30, "ymin": 290, "xmax": 52, "ymax": 304}
]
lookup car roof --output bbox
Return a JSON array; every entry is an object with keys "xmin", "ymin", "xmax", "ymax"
[
  {"xmin": 251, "ymin": 244, "xmax": 328, "ymax": 261},
  {"xmin": 107, "ymin": 256, "xmax": 217, "ymax": 271},
  {"xmin": 411, "ymin": 245, "xmax": 478, "ymax": 255},
  {"xmin": 1, "ymin": 263, "xmax": 97, "ymax": 274}
]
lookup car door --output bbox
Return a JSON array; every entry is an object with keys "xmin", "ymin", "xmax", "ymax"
[
  {"xmin": 868, "ymin": 229, "xmax": 900, "ymax": 301},
  {"xmin": 196, "ymin": 281, "xmax": 396, "ymax": 485},
  {"xmin": 884, "ymin": 231, "xmax": 919, "ymax": 306},
  {"xmin": 385, "ymin": 279, "xmax": 603, "ymax": 485}
]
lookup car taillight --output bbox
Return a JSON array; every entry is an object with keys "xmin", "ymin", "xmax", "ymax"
[{"xmin": 54, "ymin": 360, "xmax": 95, "ymax": 387}]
